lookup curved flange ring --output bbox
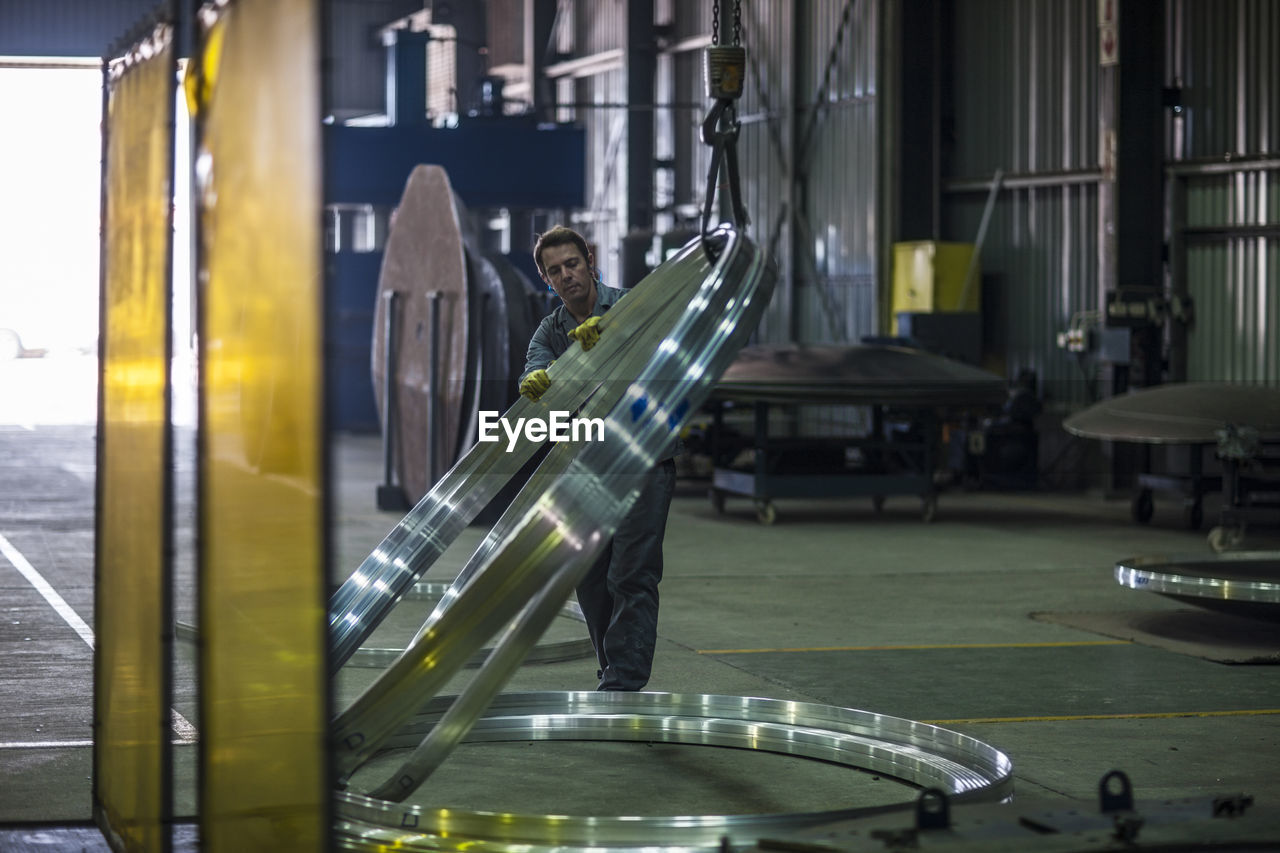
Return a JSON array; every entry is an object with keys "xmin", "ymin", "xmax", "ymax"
[
  {"xmin": 328, "ymin": 232, "xmax": 725, "ymax": 674},
  {"xmin": 346, "ymin": 582, "xmax": 593, "ymax": 668},
  {"xmin": 335, "ymin": 691, "xmax": 1014, "ymax": 852},
  {"xmin": 332, "ymin": 227, "xmax": 774, "ymax": 779},
  {"xmin": 1115, "ymin": 551, "xmax": 1280, "ymax": 606}
]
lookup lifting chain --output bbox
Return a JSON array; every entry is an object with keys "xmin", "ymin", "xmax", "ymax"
[
  {"xmin": 711, "ymin": 0, "xmax": 743, "ymax": 46},
  {"xmin": 701, "ymin": 0, "xmax": 748, "ymax": 256}
]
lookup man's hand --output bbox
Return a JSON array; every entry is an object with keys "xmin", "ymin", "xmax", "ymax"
[
  {"xmin": 568, "ymin": 316, "xmax": 602, "ymax": 351},
  {"xmin": 519, "ymin": 369, "xmax": 551, "ymax": 401}
]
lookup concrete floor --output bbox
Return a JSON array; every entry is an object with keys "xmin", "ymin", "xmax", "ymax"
[{"xmin": 3, "ymin": 413, "xmax": 1280, "ymax": 847}]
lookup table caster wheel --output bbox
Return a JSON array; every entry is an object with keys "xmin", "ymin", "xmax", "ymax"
[
  {"xmin": 1131, "ymin": 489, "xmax": 1154, "ymax": 524},
  {"xmin": 921, "ymin": 495, "xmax": 937, "ymax": 523},
  {"xmin": 1208, "ymin": 525, "xmax": 1244, "ymax": 552},
  {"xmin": 1184, "ymin": 501, "xmax": 1203, "ymax": 531},
  {"xmin": 755, "ymin": 500, "xmax": 777, "ymax": 525}
]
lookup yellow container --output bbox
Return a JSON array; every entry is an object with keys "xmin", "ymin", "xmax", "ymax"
[{"xmin": 891, "ymin": 241, "xmax": 979, "ymax": 332}]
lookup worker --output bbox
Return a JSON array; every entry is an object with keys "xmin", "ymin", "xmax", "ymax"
[{"xmin": 518, "ymin": 225, "xmax": 677, "ymax": 691}]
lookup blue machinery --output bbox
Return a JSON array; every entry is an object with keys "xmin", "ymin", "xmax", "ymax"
[{"xmin": 325, "ymin": 27, "xmax": 585, "ymax": 432}]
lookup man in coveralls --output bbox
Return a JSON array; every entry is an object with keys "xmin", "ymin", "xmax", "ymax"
[{"xmin": 517, "ymin": 225, "xmax": 677, "ymax": 691}]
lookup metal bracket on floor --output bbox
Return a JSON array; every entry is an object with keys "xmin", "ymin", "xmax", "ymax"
[
  {"xmin": 864, "ymin": 788, "xmax": 952, "ymax": 849},
  {"xmin": 1099, "ymin": 769, "xmax": 1144, "ymax": 843},
  {"xmin": 1212, "ymin": 793, "xmax": 1254, "ymax": 818},
  {"xmin": 916, "ymin": 787, "xmax": 951, "ymax": 830}
]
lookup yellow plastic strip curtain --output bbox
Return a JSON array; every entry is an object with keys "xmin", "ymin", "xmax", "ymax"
[
  {"xmin": 191, "ymin": 0, "xmax": 328, "ymax": 848},
  {"xmin": 94, "ymin": 23, "xmax": 177, "ymax": 853}
]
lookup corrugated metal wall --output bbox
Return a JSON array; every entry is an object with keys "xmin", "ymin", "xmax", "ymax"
[
  {"xmin": 943, "ymin": 0, "xmax": 1101, "ymax": 405},
  {"xmin": 1171, "ymin": 0, "xmax": 1280, "ymax": 383},
  {"xmin": 793, "ymin": 0, "xmax": 879, "ymax": 345},
  {"xmin": 941, "ymin": 0, "xmax": 1278, "ymax": 397},
  {"xmin": 574, "ymin": 67, "xmax": 629, "ymax": 285},
  {"xmin": 545, "ymin": 0, "xmax": 879, "ymax": 347},
  {"xmin": 0, "ymin": 0, "xmax": 159, "ymax": 56}
]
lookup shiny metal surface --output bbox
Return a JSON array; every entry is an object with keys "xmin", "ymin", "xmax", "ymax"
[
  {"xmin": 328, "ymin": 232, "xmax": 727, "ymax": 673},
  {"xmin": 712, "ymin": 343, "xmax": 1007, "ymax": 406},
  {"xmin": 331, "ymin": 227, "xmax": 1012, "ymax": 850},
  {"xmin": 1115, "ymin": 551, "xmax": 1280, "ymax": 607},
  {"xmin": 337, "ymin": 582, "xmax": 590, "ymax": 669},
  {"xmin": 1063, "ymin": 382, "xmax": 1280, "ymax": 444},
  {"xmin": 334, "ymin": 691, "xmax": 1014, "ymax": 851},
  {"xmin": 332, "ymin": 227, "xmax": 773, "ymax": 778}
]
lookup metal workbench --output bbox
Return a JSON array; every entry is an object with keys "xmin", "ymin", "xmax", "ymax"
[{"xmin": 706, "ymin": 344, "xmax": 1008, "ymax": 524}]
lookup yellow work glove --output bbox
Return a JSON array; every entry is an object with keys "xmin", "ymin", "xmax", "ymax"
[
  {"xmin": 519, "ymin": 369, "xmax": 551, "ymax": 402},
  {"xmin": 568, "ymin": 316, "xmax": 602, "ymax": 351}
]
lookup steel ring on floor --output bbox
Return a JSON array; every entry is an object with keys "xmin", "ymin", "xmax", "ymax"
[
  {"xmin": 345, "ymin": 582, "xmax": 594, "ymax": 668},
  {"xmin": 335, "ymin": 690, "xmax": 1014, "ymax": 852},
  {"xmin": 1115, "ymin": 551, "xmax": 1280, "ymax": 621}
]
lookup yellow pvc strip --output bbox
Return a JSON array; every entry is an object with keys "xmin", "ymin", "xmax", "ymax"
[
  {"xmin": 196, "ymin": 0, "xmax": 327, "ymax": 849},
  {"xmin": 698, "ymin": 640, "xmax": 1131, "ymax": 654},
  {"xmin": 95, "ymin": 35, "xmax": 175, "ymax": 853}
]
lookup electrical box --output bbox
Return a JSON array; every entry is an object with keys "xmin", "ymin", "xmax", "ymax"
[{"xmin": 891, "ymin": 241, "xmax": 979, "ymax": 333}]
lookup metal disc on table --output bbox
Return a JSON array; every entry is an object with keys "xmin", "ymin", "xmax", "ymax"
[
  {"xmin": 713, "ymin": 343, "xmax": 1007, "ymax": 406},
  {"xmin": 372, "ymin": 165, "xmax": 470, "ymax": 503},
  {"xmin": 1115, "ymin": 551, "xmax": 1280, "ymax": 621},
  {"xmin": 1064, "ymin": 382, "xmax": 1280, "ymax": 444}
]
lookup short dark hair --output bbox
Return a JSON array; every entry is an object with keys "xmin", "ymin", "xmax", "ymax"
[{"xmin": 533, "ymin": 225, "xmax": 591, "ymax": 278}]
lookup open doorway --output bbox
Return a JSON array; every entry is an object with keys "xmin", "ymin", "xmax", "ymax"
[{"xmin": 0, "ymin": 61, "xmax": 102, "ymax": 425}]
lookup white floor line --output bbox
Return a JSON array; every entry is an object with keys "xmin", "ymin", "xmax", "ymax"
[{"xmin": 0, "ymin": 532, "xmax": 198, "ymax": 744}]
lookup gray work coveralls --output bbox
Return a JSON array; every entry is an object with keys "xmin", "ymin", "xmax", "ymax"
[{"xmin": 519, "ymin": 282, "xmax": 676, "ymax": 691}]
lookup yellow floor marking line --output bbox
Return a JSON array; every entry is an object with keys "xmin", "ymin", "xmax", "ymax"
[
  {"xmin": 926, "ymin": 708, "xmax": 1280, "ymax": 725},
  {"xmin": 698, "ymin": 640, "xmax": 1131, "ymax": 654}
]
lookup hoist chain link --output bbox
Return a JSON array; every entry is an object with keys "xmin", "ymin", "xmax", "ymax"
[{"xmin": 711, "ymin": 0, "xmax": 720, "ymax": 45}]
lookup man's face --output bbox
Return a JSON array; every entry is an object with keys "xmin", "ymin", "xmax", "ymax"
[{"xmin": 540, "ymin": 243, "xmax": 596, "ymax": 308}]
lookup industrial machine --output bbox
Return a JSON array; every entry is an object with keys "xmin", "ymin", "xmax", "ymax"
[{"xmin": 324, "ymin": 22, "xmax": 585, "ymax": 436}]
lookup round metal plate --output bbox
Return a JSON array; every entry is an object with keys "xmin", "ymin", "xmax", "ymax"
[
  {"xmin": 713, "ymin": 344, "xmax": 1007, "ymax": 406},
  {"xmin": 1064, "ymin": 383, "xmax": 1280, "ymax": 444}
]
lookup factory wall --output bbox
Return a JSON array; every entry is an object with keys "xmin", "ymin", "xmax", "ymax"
[
  {"xmin": 938, "ymin": 0, "xmax": 1279, "ymax": 403},
  {"xmin": 570, "ymin": 66, "xmax": 629, "ymax": 288},
  {"xmin": 538, "ymin": 0, "xmax": 875, "ymax": 440},
  {"xmin": 653, "ymin": 0, "xmax": 879, "ymax": 347},
  {"xmin": 1172, "ymin": 0, "xmax": 1280, "ymax": 384},
  {"xmin": 325, "ymin": 0, "xmax": 424, "ymax": 120},
  {"xmin": 0, "ymin": 0, "xmax": 159, "ymax": 56},
  {"xmin": 941, "ymin": 0, "xmax": 1101, "ymax": 407}
]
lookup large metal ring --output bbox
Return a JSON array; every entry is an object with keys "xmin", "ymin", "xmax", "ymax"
[
  {"xmin": 1115, "ymin": 551, "xmax": 1280, "ymax": 608},
  {"xmin": 345, "ymin": 582, "xmax": 593, "ymax": 668},
  {"xmin": 334, "ymin": 691, "xmax": 1013, "ymax": 852}
]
